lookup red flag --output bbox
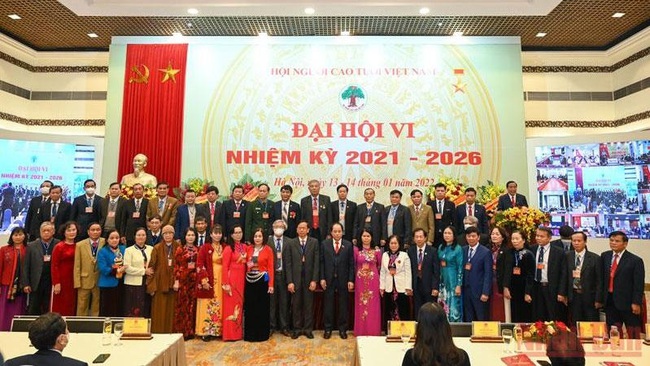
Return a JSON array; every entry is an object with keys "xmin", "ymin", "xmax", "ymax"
[{"xmin": 118, "ymin": 44, "xmax": 188, "ymax": 192}]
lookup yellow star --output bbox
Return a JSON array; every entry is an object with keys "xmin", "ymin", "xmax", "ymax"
[
  {"xmin": 159, "ymin": 62, "xmax": 180, "ymax": 83},
  {"xmin": 453, "ymin": 81, "xmax": 467, "ymax": 93}
]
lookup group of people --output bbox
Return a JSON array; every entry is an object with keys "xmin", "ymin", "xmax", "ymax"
[{"xmin": 0, "ymin": 176, "xmax": 646, "ymax": 348}]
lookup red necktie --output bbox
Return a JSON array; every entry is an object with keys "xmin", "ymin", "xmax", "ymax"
[
  {"xmin": 511, "ymin": 196, "xmax": 516, "ymax": 207},
  {"xmin": 335, "ymin": 240, "xmax": 340, "ymax": 254},
  {"xmin": 210, "ymin": 203, "xmax": 215, "ymax": 222},
  {"xmin": 468, "ymin": 205, "xmax": 473, "ymax": 216},
  {"xmin": 608, "ymin": 253, "xmax": 619, "ymax": 292},
  {"xmin": 312, "ymin": 197, "xmax": 319, "ymax": 229}
]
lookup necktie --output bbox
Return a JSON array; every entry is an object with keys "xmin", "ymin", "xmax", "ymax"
[
  {"xmin": 608, "ymin": 253, "xmax": 619, "ymax": 292},
  {"xmin": 575, "ymin": 254, "xmax": 581, "ymax": 267},
  {"xmin": 210, "ymin": 203, "xmax": 215, "ymax": 220},
  {"xmin": 199, "ymin": 235, "xmax": 204, "ymax": 246},
  {"xmin": 511, "ymin": 196, "xmax": 516, "ymax": 207},
  {"xmin": 312, "ymin": 197, "xmax": 319, "ymax": 229},
  {"xmin": 438, "ymin": 201, "xmax": 442, "ymax": 214},
  {"xmin": 301, "ymin": 240, "xmax": 306, "ymax": 254},
  {"xmin": 468, "ymin": 247, "xmax": 474, "ymax": 262},
  {"xmin": 87, "ymin": 197, "xmax": 92, "ymax": 207},
  {"xmin": 418, "ymin": 248, "xmax": 423, "ymax": 264},
  {"xmin": 282, "ymin": 202, "xmax": 288, "ymax": 224},
  {"xmin": 335, "ymin": 240, "xmax": 340, "ymax": 254},
  {"xmin": 110, "ymin": 200, "xmax": 116, "ymax": 209},
  {"xmin": 158, "ymin": 199, "xmax": 164, "ymax": 211},
  {"xmin": 415, "ymin": 206, "xmax": 420, "ymax": 217},
  {"xmin": 340, "ymin": 201, "xmax": 345, "ymax": 226},
  {"xmin": 91, "ymin": 241, "xmax": 98, "ymax": 257},
  {"xmin": 52, "ymin": 202, "xmax": 58, "ymax": 216},
  {"xmin": 565, "ymin": 242, "xmax": 570, "ymax": 252},
  {"xmin": 536, "ymin": 246, "xmax": 545, "ymax": 282},
  {"xmin": 135, "ymin": 199, "xmax": 141, "ymax": 211},
  {"xmin": 152, "ymin": 234, "xmax": 158, "ymax": 243},
  {"xmin": 574, "ymin": 254, "xmax": 582, "ymax": 289},
  {"xmin": 468, "ymin": 205, "xmax": 473, "ymax": 216},
  {"xmin": 235, "ymin": 201, "xmax": 240, "ymax": 211},
  {"xmin": 276, "ymin": 239, "xmax": 282, "ymax": 270}
]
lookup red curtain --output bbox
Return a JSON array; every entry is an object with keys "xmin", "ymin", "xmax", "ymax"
[{"xmin": 117, "ymin": 44, "xmax": 188, "ymax": 191}]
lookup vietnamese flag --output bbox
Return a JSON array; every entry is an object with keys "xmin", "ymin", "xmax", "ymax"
[{"xmin": 117, "ymin": 44, "xmax": 188, "ymax": 191}]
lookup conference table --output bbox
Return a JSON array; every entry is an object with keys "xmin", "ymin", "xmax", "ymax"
[
  {"xmin": 355, "ymin": 336, "xmax": 646, "ymax": 366},
  {"xmin": 0, "ymin": 332, "xmax": 186, "ymax": 366}
]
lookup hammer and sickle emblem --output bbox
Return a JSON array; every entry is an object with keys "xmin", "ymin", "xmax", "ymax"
[{"xmin": 129, "ymin": 64, "xmax": 150, "ymax": 84}]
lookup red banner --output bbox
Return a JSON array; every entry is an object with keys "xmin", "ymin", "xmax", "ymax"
[{"xmin": 117, "ymin": 44, "xmax": 188, "ymax": 192}]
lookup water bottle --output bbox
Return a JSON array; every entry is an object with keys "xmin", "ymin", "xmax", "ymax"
[
  {"xmin": 609, "ymin": 325, "xmax": 620, "ymax": 356},
  {"xmin": 513, "ymin": 324, "xmax": 523, "ymax": 352},
  {"xmin": 102, "ymin": 318, "xmax": 112, "ymax": 346}
]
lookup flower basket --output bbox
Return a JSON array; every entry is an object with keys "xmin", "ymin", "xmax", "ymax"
[{"xmin": 495, "ymin": 206, "xmax": 550, "ymax": 242}]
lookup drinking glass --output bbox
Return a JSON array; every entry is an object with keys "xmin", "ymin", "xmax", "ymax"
[
  {"xmin": 113, "ymin": 322, "xmax": 124, "ymax": 346},
  {"xmin": 400, "ymin": 332, "xmax": 411, "ymax": 351},
  {"xmin": 502, "ymin": 329, "xmax": 513, "ymax": 353}
]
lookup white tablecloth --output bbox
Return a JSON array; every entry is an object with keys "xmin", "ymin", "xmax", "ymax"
[
  {"xmin": 0, "ymin": 332, "xmax": 186, "ymax": 366},
  {"xmin": 355, "ymin": 336, "xmax": 645, "ymax": 366}
]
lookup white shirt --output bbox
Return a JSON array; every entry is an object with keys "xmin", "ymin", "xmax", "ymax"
[
  {"xmin": 574, "ymin": 249, "xmax": 585, "ymax": 268},
  {"xmin": 536, "ymin": 244, "xmax": 551, "ymax": 283}
]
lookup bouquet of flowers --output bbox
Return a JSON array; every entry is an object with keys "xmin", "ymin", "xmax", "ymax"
[
  {"xmin": 524, "ymin": 321, "xmax": 569, "ymax": 343},
  {"xmin": 229, "ymin": 174, "xmax": 276, "ymax": 202},
  {"xmin": 426, "ymin": 176, "xmax": 465, "ymax": 205},
  {"xmin": 476, "ymin": 180, "xmax": 505, "ymax": 214},
  {"xmin": 174, "ymin": 178, "xmax": 213, "ymax": 204},
  {"xmin": 495, "ymin": 206, "xmax": 550, "ymax": 242},
  {"xmin": 120, "ymin": 184, "xmax": 156, "ymax": 200}
]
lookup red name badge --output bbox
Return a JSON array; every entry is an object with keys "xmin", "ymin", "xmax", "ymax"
[
  {"xmin": 440, "ymin": 260, "xmax": 447, "ymax": 267},
  {"xmin": 107, "ymin": 212, "xmax": 115, "ymax": 218},
  {"xmin": 168, "ymin": 258, "xmax": 173, "ymax": 266},
  {"xmin": 276, "ymin": 252, "xmax": 282, "ymax": 259},
  {"xmin": 233, "ymin": 212, "xmax": 241, "ymax": 218},
  {"xmin": 365, "ymin": 216, "xmax": 371, "ymax": 223},
  {"xmin": 85, "ymin": 207, "xmax": 93, "ymax": 213},
  {"xmin": 435, "ymin": 213, "xmax": 442, "ymax": 220},
  {"xmin": 389, "ymin": 268, "xmax": 396, "ymax": 276},
  {"xmin": 513, "ymin": 267, "xmax": 521, "ymax": 275},
  {"xmin": 572, "ymin": 269, "xmax": 581, "ymax": 278},
  {"xmin": 536, "ymin": 263, "xmax": 545, "ymax": 270},
  {"xmin": 133, "ymin": 212, "xmax": 140, "ymax": 218},
  {"xmin": 188, "ymin": 262, "xmax": 196, "ymax": 269},
  {"xmin": 262, "ymin": 212, "xmax": 269, "ymax": 219},
  {"xmin": 44, "ymin": 255, "xmax": 51, "ymax": 262},
  {"xmin": 464, "ymin": 263, "xmax": 472, "ymax": 271}
]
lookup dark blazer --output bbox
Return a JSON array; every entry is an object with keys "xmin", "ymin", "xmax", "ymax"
[
  {"xmin": 563, "ymin": 250, "xmax": 603, "ymax": 304},
  {"xmin": 503, "ymin": 248, "xmax": 535, "ymax": 296},
  {"xmin": 25, "ymin": 195, "xmax": 49, "ymax": 240},
  {"xmin": 462, "ymin": 244, "xmax": 493, "ymax": 298},
  {"xmin": 530, "ymin": 244, "xmax": 567, "ymax": 297},
  {"xmin": 174, "ymin": 204, "xmax": 207, "ymax": 239},
  {"xmin": 320, "ymin": 238, "xmax": 355, "ymax": 286},
  {"xmin": 455, "ymin": 203, "xmax": 489, "ymax": 235},
  {"xmin": 38, "ymin": 200, "xmax": 71, "ymax": 236},
  {"xmin": 120, "ymin": 198, "xmax": 149, "ymax": 243},
  {"xmin": 99, "ymin": 196, "xmax": 126, "ymax": 234},
  {"xmin": 353, "ymin": 202, "xmax": 385, "ymax": 245},
  {"xmin": 199, "ymin": 201, "xmax": 222, "ymax": 231},
  {"xmin": 601, "ymin": 250, "xmax": 645, "ymax": 310},
  {"xmin": 428, "ymin": 199, "xmax": 455, "ymax": 244},
  {"xmin": 407, "ymin": 244, "xmax": 440, "ymax": 293},
  {"xmin": 273, "ymin": 200, "xmax": 302, "ymax": 238},
  {"xmin": 497, "ymin": 193, "xmax": 528, "ymax": 211},
  {"xmin": 284, "ymin": 236, "xmax": 320, "ymax": 289},
  {"xmin": 494, "ymin": 244, "xmax": 509, "ymax": 293},
  {"xmin": 300, "ymin": 194, "xmax": 333, "ymax": 240},
  {"xmin": 146, "ymin": 230, "xmax": 163, "ymax": 246},
  {"xmin": 70, "ymin": 194, "xmax": 105, "ymax": 238},
  {"xmin": 21, "ymin": 238, "xmax": 60, "ymax": 291},
  {"xmin": 382, "ymin": 204, "xmax": 412, "ymax": 246},
  {"xmin": 331, "ymin": 200, "xmax": 357, "ymax": 242},
  {"xmin": 219, "ymin": 200, "xmax": 248, "ymax": 239},
  {"xmin": 551, "ymin": 239, "xmax": 573, "ymax": 252},
  {"xmin": 4, "ymin": 349, "xmax": 87, "ymax": 366}
]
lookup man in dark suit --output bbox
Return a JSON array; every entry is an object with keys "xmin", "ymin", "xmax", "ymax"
[
  {"xmin": 461, "ymin": 227, "xmax": 493, "ymax": 321},
  {"xmin": 25, "ymin": 179, "xmax": 52, "ymax": 240},
  {"xmin": 119, "ymin": 183, "xmax": 149, "ymax": 246},
  {"xmin": 455, "ymin": 187, "xmax": 489, "ymax": 235},
  {"xmin": 99, "ymin": 182, "xmax": 126, "ymax": 238},
  {"xmin": 273, "ymin": 184, "xmax": 301, "ymax": 238},
  {"xmin": 269, "ymin": 220, "xmax": 291, "ymax": 336},
  {"xmin": 562, "ymin": 231, "xmax": 602, "ymax": 324},
  {"xmin": 428, "ymin": 182, "xmax": 455, "ymax": 248},
  {"xmin": 320, "ymin": 222, "xmax": 355, "ymax": 339},
  {"xmin": 408, "ymin": 228, "xmax": 440, "ymax": 319},
  {"xmin": 353, "ymin": 188, "xmax": 384, "ymax": 247},
  {"xmin": 382, "ymin": 189, "xmax": 411, "ymax": 247},
  {"xmin": 22, "ymin": 222, "xmax": 59, "ymax": 315},
  {"xmin": 199, "ymin": 185, "xmax": 221, "ymax": 231},
  {"xmin": 4, "ymin": 312, "xmax": 87, "ymax": 366},
  {"xmin": 284, "ymin": 221, "xmax": 320, "ymax": 339},
  {"xmin": 245, "ymin": 183, "xmax": 275, "ymax": 242},
  {"xmin": 551, "ymin": 225, "xmax": 575, "ymax": 252},
  {"xmin": 300, "ymin": 179, "xmax": 333, "ymax": 243},
  {"xmin": 37, "ymin": 185, "xmax": 71, "ymax": 239},
  {"xmin": 331, "ymin": 184, "xmax": 357, "ymax": 242},
  {"xmin": 597, "ymin": 231, "xmax": 645, "ymax": 338},
  {"xmin": 497, "ymin": 180, "xmax": 528, "ymax": 211},
  {"xmin": 174, "ymin": 190, "xmax": 206, "ymax": 239},
  {"xmin": 530, "ymin": 226, "xmax": 567, "ymax": 322},
  {"xmin": 146, "ymin": 215, "xmax": 163, "ymax": 246},
  {"xmin": 219, "ymin": 184, "xmax": 247, "ymax": 239},
  {"xmin": 70, "ymin": 179, "xmax": 104, "ymax": 240}
]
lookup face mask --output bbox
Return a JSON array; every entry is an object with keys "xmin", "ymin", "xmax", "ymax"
[
  {"xmin": 40, "ymin": 187, "xmax": 50, "ymax": 195},
  {"xmin": 273, "ymin": 228, "xmax": 285, "ymax": 236},
  {"xmin": 464, "ymin": 224, "xmax": 472, "ymax": 229},
  {"xmin": 85, "ymin": 187, "xmax": 95, "ymax": 195}
]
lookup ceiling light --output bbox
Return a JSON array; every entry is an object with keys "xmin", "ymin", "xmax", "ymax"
[
  {"xmin": 453, "ymin": 31, "xmax": 463, "ymax": 37},
  {"xmin": 172, "ymin": 32, "xmax": 183, "ymax": 37},
  {"xmin": 187, "ymin": 22, "xmax": 192, "ymax": 27},
  {"xmin": 304, "ymin": 7, "xmax": 315, "ymax": 15},
  {"xmin": 340, "ymin": 30, "xmax": 350, "ymax": 36},
  {"xmin": 87, "ymin": 33, "xmax": 99, "ymax": 38},
  {"xmin": 258, "ymin": 31, "xmax": 268, "ymax": 37},
  {"xmin": 8, "ymin": 14, "xmax": 21, "ymax": 20},
  {"xmin": 187, "ymin": 8, "xmax": 199, "ymax": 15},
  {"xmin": 419, "ymin": 7, "xmax": 430, "ymax": 15},
  {"xmin": 438, "ymin": 22, "xmax": 443, "ymax": 26},
  {"xmin": 536, "ymin": 32, "xmax": 547, "ymax": 38},
  {"xmin": 612, "ymin": 12, "xmax": 625, "ymax": 18}
]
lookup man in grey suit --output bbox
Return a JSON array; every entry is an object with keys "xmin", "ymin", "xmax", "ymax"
[
  {"xmin": 382, "ymin": 190, "xmax": 412, "ymax": 248},
  {"xmin": 353, "ymin": 188, "xmax": 384, "ymax": 246},
  {"xmin": 562, "ymin": 231, "xmax": 602, "ymax": 323},
  {"xmin": 285, "ymin": 221, "xmax": 320, "ymax": 339},
  {"xmin": 22, "ymin": 222, "xmax": 59, "ymax": 315},
  {"xmin": 320, "ymin": 222, "xmax": 354, "ymax": 339},
  {"xmin": 268, "ymin": 220, "xmax": 291, "ymax": 336}
]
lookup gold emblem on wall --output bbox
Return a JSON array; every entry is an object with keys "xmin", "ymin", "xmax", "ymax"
[{"xmin": 129, "ymin": 64, "xmax": 149, "ymax": 84}]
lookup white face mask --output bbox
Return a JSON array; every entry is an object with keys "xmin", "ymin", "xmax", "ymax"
[
  {"xmin": 273, "ymin": 228, "xmax": 285, "ymax": 236},
  {"xmin": 464, "ymin": 224, "xmax": 472, "ymax": 229},
  {"xmin": 85, "ymin": 187, "xmax": 96, "ymax": 195},
  {"xmin": 40, "ymin": 187, "xmax": 50, "ymax": 195}
]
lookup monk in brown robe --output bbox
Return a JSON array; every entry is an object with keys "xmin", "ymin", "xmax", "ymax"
[{"xmin": 147, "ymin": 225, "xmax": 180, "ymax": 333}]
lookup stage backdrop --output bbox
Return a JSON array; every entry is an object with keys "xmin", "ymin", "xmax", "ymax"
[{"xmin": 105, "ymin": 36, "xmax": 527, "ymax": 201}]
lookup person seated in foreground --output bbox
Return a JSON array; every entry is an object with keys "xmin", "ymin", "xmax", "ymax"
[
  {"xmin": 402, "ymin": 302, "xmax": 470, "ymax": 366},
  {"xmin": 4, "ymin": 312, "xmax": 88, "ymax": 366},
  {"xmin": 546, "ymin": 330, "xmax": 585, "ymax": 366}
]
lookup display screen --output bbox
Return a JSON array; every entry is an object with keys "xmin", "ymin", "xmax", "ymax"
[{"xmin": 535, "ymin": 140, "xmax": 650, "ymax": 238}]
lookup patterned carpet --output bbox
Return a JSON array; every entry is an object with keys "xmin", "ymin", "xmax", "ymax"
[{"xmin": 185, "ymin": 331, "xmax": 356, "ymax": 366}]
